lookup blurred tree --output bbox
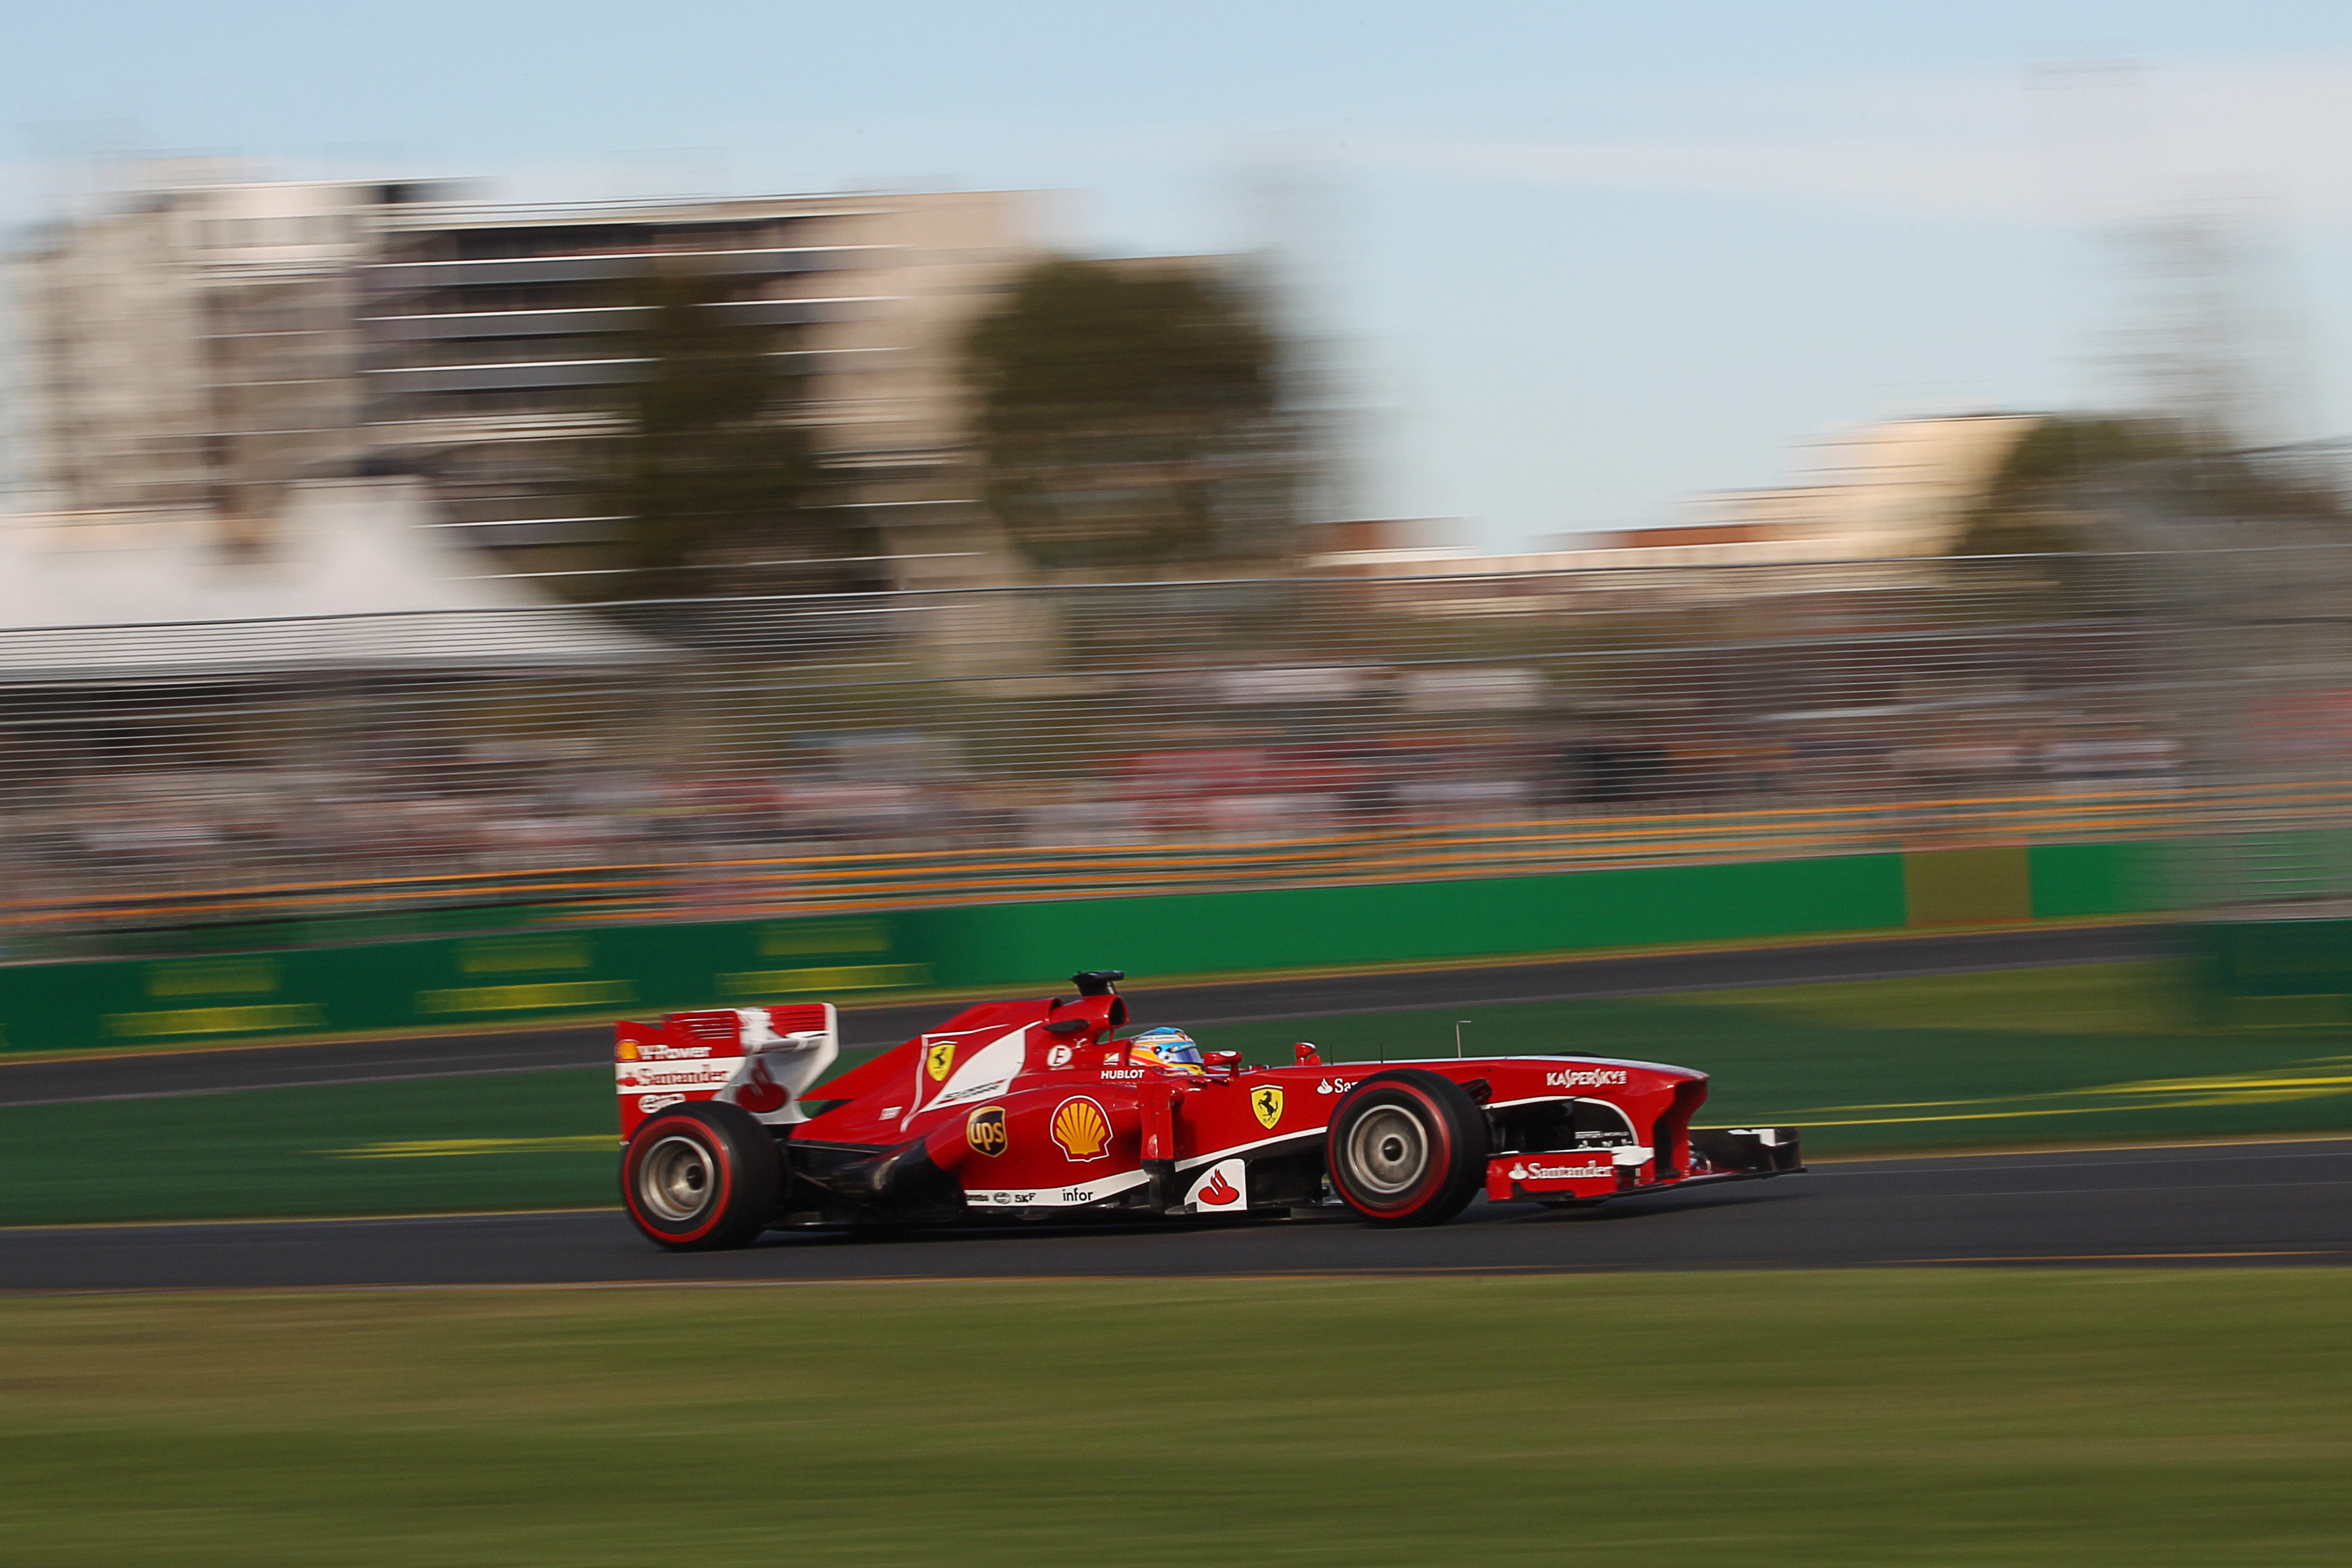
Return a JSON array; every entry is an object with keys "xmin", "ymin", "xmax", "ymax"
[
  {"xmin": 964, "ymin": 258, "xmax": 1305, "ymax": 571},
  {"xmin": 1951, "ymin": 415, "xmax": 2196, "ymax": 556},
  {"xmin": 1946, "ymin": 415, "xmax": 2352, "ymax": 631},
  {"xmin": 1953, "ymin": 413, "xmax": 2344, "ymax": 560},
  {"xmin": 596, "ymin": 268, "xmax": 859, "ymax": 592}
]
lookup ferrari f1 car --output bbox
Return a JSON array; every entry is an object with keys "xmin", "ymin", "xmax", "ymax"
[{"xmin": 615, "ymin": 970, "xmax": 1801, "ymax": 1250}]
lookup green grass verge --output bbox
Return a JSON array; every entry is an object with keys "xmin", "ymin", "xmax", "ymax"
[
  {"xmin": 3, "ymin": 1274, "xmax": 2349, "ymax": 1567},
  {"xmin": 1205, "ymin": 959, "xmax": 2352, "ymax": 1156},
  {"xmin": 7, "ymin": 960, "xmax": 2349, "ymax": 1226},
  {"xmin": 0, "ymin": 1069, "xmax": 620, "ymax": 1226}
]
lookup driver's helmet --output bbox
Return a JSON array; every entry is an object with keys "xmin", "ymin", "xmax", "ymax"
[{"xmin": 1127, "ymin": 1026, "xmax": 1206, "ymax": 1076}]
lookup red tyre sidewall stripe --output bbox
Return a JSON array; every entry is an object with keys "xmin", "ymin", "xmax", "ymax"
[
  {"xmin": 1336, "ymin": 1083, "xmax": 1454, "ymax": 1216},
  {"xmin": 627, "ymin": 1115, "xmax": 737, "ymax": 1245}
]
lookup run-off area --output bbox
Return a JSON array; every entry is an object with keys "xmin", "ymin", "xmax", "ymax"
[{"xmin": 3, "ymin": 1272, "xmax": 2349, "ymax": 1568}]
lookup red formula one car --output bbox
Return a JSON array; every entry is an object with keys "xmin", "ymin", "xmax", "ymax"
[{"xmin": 614, "ymin": 970, "xmax": 1801, "ymax": 1250}]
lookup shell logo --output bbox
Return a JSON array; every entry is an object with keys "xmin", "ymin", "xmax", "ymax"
[
  {"xmin": 617, "ymin": 1039, "xmax": 640, "ymax": 1062},
  {"xmin": 1050, "ymin": 1095, "xmax": 1113, "ymax": 1162}
]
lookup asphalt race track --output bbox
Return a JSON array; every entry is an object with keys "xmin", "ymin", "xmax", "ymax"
[
  {"xmin": 20, "ymin": 920, "xmax": 2325, "ymax": 1292},
  {"xmin": 8, "ymin": 1140, "xmax": 2345, "ymax": 1291},
  {"xmin": 1, "ymin": 922, "xmax": 2165, "ymax": 1108}
]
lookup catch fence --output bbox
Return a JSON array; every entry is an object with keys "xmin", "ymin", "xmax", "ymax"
[{"xmin": 3, "ymin": 479, "xmax": 2348, "ymax": 958}]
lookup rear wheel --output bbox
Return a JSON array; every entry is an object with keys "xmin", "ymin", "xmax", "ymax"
[
  {"xmin": 1325, "ymin": 1070, "xmax": 1489, "ymax": 1226},
  {"xmin": 621, "ymin": 1102, "xmax": 784, "ymax": 1251}
]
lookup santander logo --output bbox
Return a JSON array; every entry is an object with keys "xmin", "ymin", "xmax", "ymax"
[
  {"xmin": 1185, "ymin": 1158, "xmax": 1248, "ymax": 1210},
  {"xmin": 1508, "ymin": 1159, "xmax": 1613, "ymax": 1181},
  {"xmin": 734, "ymin": 1056, "xmax": 789, "ymax": 1115},
  {"xmin": 1197, "ymin": 1169, "xmax": 1241, "ymax": 1207}
]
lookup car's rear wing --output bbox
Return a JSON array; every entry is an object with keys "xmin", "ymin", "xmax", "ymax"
[{"xmin": 615, "ymin": 1003, "xmax": 840, "ymax": 1139}]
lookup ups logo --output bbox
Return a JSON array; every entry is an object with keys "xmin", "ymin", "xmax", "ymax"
[{"xmin": 967, "ymin": 1105, "xmax": 1008, "ymax": 1157}]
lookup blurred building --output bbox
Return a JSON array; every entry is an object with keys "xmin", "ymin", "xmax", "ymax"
[
  {"xmin": 361, "ymin": 188, "xmax": 1043, "ymax": 586},
  {"xmin": 1307, "ymin": 414, "xmax": 2044, "ymax": 582},
  {"xmin": 1599, "ymin": 413, "xmax": 2042, "ymax": 563},
  {"xmin": 14, "ymin": 179, "xmax": 1049, "ymax": 588},
  {"xmin": 13, "ymin": 179, "xmax": 415, "ymax": 527}
]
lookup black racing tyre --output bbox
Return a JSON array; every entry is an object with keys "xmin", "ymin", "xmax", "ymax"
[
  {"xmin": 621, "ymin": 1102, "xmax": 784, "ymax": 1251},
  {"xmin": 1325, "ymin": 1069, "xmax": 1490, "ymax": 1227}
]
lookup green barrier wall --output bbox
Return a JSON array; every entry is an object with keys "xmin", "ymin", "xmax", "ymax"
[
  {"xmin": 2028, "ymin": 841, "xmax": 2167, "ymax": 919},
  {"xmin": 2190, "ymin": 916, "xmax": 2352, "ymax": 1028},
  {"xmin": 0, "ymin": 842, "xmax": 2171, "ymax": 1056}
]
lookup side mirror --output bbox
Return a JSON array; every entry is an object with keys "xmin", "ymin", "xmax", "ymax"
[
  {"xmin": 1204, "ymin": 1050, "xmax": 1242, "ymax": 1078},
  {"xmin": 1293, "ymin": 1042, "xmax": 1323, "ymax": 1066}
]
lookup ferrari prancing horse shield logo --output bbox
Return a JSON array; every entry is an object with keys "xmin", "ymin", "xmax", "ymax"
[
  {"xmin": 924, "ymin": 1040, "xmax": 956, "ymax": 1081},
  {"xmin": 1251, "ymin": 1086, "xmax": 1284, "ymax": 1130}
]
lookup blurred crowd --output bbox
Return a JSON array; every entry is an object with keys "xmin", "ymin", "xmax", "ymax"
[{"xmin": 4, "ymin": 724, "xmax": 2188, "ymax": 907}]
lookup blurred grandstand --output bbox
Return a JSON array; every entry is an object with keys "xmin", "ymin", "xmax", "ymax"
[{"xmin": 6, "ymin": 440, "xmax": 2345, "ymax": 960}]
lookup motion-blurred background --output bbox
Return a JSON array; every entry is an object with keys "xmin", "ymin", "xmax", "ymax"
[
  {"xmin": 9, "ymin": 18, "xmax": 2352, "ymax": 1566},
  {"xmin": 6, "ymin": 3, "xmax": 2352, "ymax": 1034}
]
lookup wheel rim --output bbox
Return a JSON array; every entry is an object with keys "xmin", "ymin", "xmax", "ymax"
[
  {"xmin": 1345, "ymin": 1104, "xmax": 1431, "ymax": 1198},
  {"xmin": 637, "ymin": 1133, "xmax": 719, "ymax": 1223}
]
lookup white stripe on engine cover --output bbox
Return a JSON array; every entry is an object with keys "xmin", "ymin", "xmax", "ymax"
[{"xmin": 1173, "ymin": 1129, "xmax": 1322, "ymax": 1172}]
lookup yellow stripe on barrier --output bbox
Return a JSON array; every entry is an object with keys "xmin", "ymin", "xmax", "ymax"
[
  {"xmin": 325, "ymin": 1136, "xmax": 618, "ymax": 1160},
  {"xmin": 414, "ymin": 980, "xmax": 637, "ymax": 1015}
]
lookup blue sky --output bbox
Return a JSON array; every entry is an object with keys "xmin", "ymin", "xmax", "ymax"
[{"xmin": 11, "ymin": 1, "xmax": 2352, "ymax": 545}]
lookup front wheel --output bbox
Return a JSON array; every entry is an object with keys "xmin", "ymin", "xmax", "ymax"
[
  {"xmin": 1325, "ymin": 1070, "xmax": 1489, "ymax": 1226},
  {"xmin": 621, "ymin": 1102, "xmax": 784, "ymax": 1251}
]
